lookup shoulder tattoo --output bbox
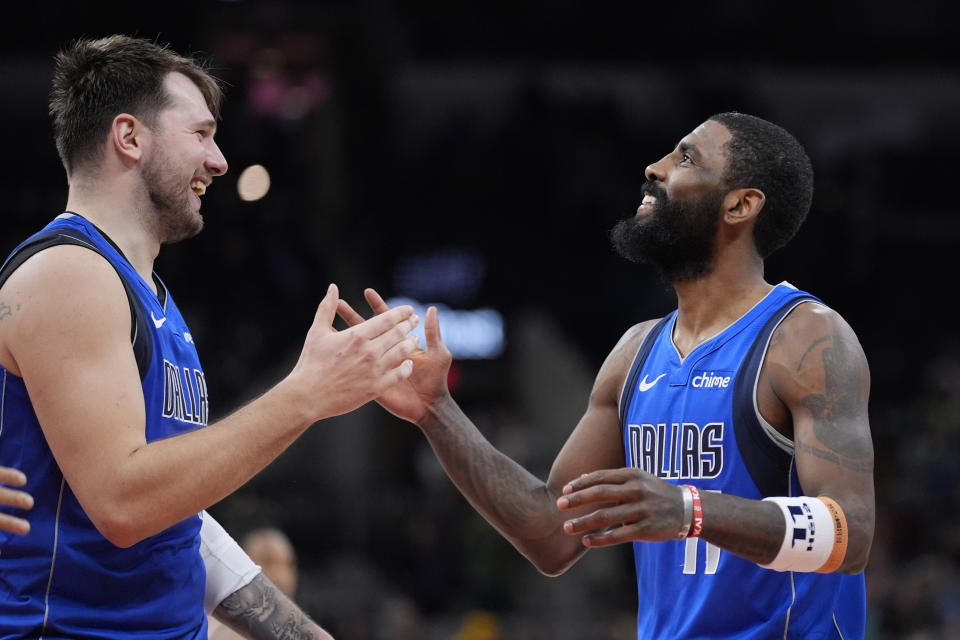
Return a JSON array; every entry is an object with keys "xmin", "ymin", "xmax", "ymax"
[
  {"xmin": 0, "ymin": 300, "xmax": 21, "ymax": 322},
  {"xmin": 798, "ymin": 333, "xmax": 873, "ymax": 472}
]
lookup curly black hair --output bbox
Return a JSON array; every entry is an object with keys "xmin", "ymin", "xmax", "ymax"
[{"xmin": 708, "ymin": 112, "xmax": 814, "ymax": 258}]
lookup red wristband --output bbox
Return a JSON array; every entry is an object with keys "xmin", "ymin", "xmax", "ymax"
[{"xmin": 684, "ymin": 485, "xmax": 703, "ymax": 537}]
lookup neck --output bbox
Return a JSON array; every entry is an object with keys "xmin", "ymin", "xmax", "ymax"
[
  {"xmin": 670, "ymin": 255, "xmax": 771, "ymax": 358},
  {"xmin": 65, "ymin": 174, "xmax": 161, "ymax": 286}
]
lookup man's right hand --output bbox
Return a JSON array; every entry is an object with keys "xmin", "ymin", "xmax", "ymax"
[
  {"xmin": 287, "ymin": 284, "xmax": 423, "ymax": 422},
  {"xmin": 337, "ymin": 288, "xmax": 453, "ymax": 425},
  {"xmin": 0, "ymin": 466, "xmax": 33, "ymax": 535}
]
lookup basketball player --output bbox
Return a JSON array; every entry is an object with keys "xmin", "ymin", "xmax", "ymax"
[
  {"xmin": 340, "ymin": 113, "xmax": 875, "ymax": 638},
  {"xmin": 0, "ymin": 35, "xmax": 419, "ymax": 638},
  {"xmin": 0, "ymin": 466, "xmax": 32, "ymax": 535}
]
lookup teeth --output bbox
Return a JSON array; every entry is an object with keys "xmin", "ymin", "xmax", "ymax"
[
  {"xmin": 191, "ymin": 181, "xmax": 206, "ymax": 196},
  {"xmin": 642, "ymin": 195, "xmax": 656, "ymax": 205}
]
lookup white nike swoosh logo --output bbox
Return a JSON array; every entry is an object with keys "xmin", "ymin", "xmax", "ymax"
[
  {"xmin": 638, "ymin": 373, "xmax": 667, "ymax": 392},
  {"xmin": 151, "ymin": 312, "xmax": 167, "ymax": 329}
]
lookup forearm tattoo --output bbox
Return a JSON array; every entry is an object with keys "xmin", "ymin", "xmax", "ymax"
[
  {"xmin": 215, "ymin": 574, "xmax": 324, "ymax": 640},
  {"xmin": 799, "ymin": 334, "xmax": 873, "ymax": 474},
  {"xmin": 423, "ymin": 399, "xmax": 548, "ymax": 535}
]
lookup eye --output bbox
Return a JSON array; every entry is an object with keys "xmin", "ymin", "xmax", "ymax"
[
  {"xmin": 195, "ymin": 131, "xmax": 205, "ymax": 141},
  {"xmin": 679, "ymin": 152, "xmax": 693, "ymax": 165}
]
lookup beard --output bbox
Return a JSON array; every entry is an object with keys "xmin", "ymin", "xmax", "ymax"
[
  {"xmin": 141, "ymin": 144, "xmax": 204, "ymax": 244},
  {"xmin": 610, "ymin": 181, "xmax": 724, "ymax": 282}
]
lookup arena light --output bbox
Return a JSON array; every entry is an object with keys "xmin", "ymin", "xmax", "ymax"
[
  {"xmin": 386, "ymin": 297, "xmax": 505, "ymax": 359},
  {"xmin": 237, "ymin": 164, "xmax": 271, "ymax": 202}
]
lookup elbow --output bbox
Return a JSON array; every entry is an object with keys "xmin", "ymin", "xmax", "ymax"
[
  {"xmin": 534, "ymin": 559, "xmax": 573, "ymax": 578},
  {"xmin": 839, "ymin": 535, "xmax": 873, "ymax": 574},
  {"xmin": 832, "ymin": 492, "xmax": 874, "ymax": 575},
  {"xmin": 95, "ymin": 520, "xmax": 144, "ymax": 549},
  {"xmin": 838, "ymin": 517, "xmax": 874, "ymax": 575},
  {"xmin": 523, "ymin": 546, "xmax": 583, "ymax": 578},
  {"xmin": 838, "ymin": 550, "xmax": 870, "ymax": 574},
  {"xmin": 88, "ymin": 505, "xmax": 148, "ymax": 548}
]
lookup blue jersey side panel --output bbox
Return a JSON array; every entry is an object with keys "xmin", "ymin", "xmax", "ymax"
[
  {"xmin": 0, "ymin": 215, "xmax": 209, "ymax": 639},
  {"xmin": 621, "ymin": 283, "xmax": 866, "ymax": 639}
]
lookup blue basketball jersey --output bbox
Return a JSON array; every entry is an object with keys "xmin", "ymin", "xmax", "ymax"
[
  {"xmin": 619, "ymin": 283, "xmax": 866, "ymax": 639},
  {"xmin": 0, "ymin": 214, "xmax": 210, "ymax": 639}
]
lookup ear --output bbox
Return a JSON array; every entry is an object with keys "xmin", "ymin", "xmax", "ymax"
[
  {"xmin": 722, "ymin": 188, "xmax": 765, "ymax": 225},
  {"xmin": 109, "ymin": 114, "xmax": 146, "ymax": 165}
]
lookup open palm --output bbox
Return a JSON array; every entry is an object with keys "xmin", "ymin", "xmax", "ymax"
[{"xmin": 337, "ymin": 289, "xmax": 453, "ymax": 424}]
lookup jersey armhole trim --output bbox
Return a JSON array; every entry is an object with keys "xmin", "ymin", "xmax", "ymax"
[
  {"xmin": 751, "ymin": 300, "xmax": 829, "ymax": 455},
  {"xmin": 618, "ymin": 315, "xmax": 672, "ymax": 429}
]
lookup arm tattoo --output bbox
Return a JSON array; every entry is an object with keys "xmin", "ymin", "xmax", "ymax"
[
  {"xmin": 796, "ymin": 335, "xmax": 830, "ymax": 372},
  {"xmin": 423, "ymin": 399, "xmax": 548, "ymax": 534},
  {"xmin": 215, "ymin": 574, "xmax": 323, "ymax": 640},
  {"xmin": 796, "ymin": 437, "xmax": 873, "ymax": 474},
  {"xmin": 0, "ymin": 301, "xmax": 20, "ymax": 322},
  {"xmin": 799, "ymin": 334, "xmax": 873, "ymax": 472}
]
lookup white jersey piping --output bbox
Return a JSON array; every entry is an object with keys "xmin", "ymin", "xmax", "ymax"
[
  {"xmin": 751, "ymin": 299, "xmax": 828, "ymax": 455},
  {"xmin": 782, "ymin": 456, "xmax": 798, "ymax": 639},
  {"xmin": 1, "ymin": 369, "xmax": 6, "ymax": 442},
  {"xmin": 39, "ymin": 477, "xmax": 67, "ymax": 638},
  {"xmin": 618, "ymin": 337, "xmax": 647, "ymax": 420}
]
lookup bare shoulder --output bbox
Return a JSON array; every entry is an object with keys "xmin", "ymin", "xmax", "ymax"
[
  {"xmin": 0, "ymin": 244, "xmax": 130, "ymax": 375},
  {"xmin": 768, "ymin": 302, "xmax": 867, "ymax": 372},
  {"xmin": 592, "ymin": 318, "xmax": 666, "ymax": 401},
  {"xmin": 764, "ymin": 300, "xmax": 870, "ymax": 406}
]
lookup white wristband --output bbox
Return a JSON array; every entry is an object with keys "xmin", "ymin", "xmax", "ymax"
[
  {"xmin": 200, "ymin": 511, "xmax": 262, "ymax": 613},
  {"xmin": 760, "ymin": 496, "xmax": 844, "ymax": 573}
]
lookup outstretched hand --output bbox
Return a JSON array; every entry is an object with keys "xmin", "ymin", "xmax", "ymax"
[
  {"xmin": 337, "ymin": 288, "xmax": 453, "ymax": 425},
  {"xmin": 288, "ymin": 283, "xmax": 422, "ymax": 421},
  {"xmin": 556, "ymin": 468, "xmax": 683, "ymax": 547},
  {"xmin": 0, "ymin": 466, "xmax": 33, "ymax": 535}
]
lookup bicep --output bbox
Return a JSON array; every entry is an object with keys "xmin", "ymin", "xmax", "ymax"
[
  {"xmin": 775, "ymin": 308, "xmax": 873, "ymax": 487},
  {"xmin": 6, "ymin": 248, "xmax": 146, "ymax": 512},
  {"xmin": 767, "ymin": 305, "xmax": 875, "ymax": 566}
]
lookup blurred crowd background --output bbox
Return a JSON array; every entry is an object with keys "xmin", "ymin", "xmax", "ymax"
[{"xmin": 3, "ymin": 1, "xmax": 959, "ymax": 638}]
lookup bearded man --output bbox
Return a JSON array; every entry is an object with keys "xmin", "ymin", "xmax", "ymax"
[{"xmin": 341, "ymin": 112, "xmax": 875, "ymax": 639}]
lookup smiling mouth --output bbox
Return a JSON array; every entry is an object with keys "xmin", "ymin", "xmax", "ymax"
[{"xmin": 637, "ymin": 193, "xmax": 657, "ymax": 213}]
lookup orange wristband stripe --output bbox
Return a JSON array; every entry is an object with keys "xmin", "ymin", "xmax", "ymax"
[{"xmin": 816, "ymin": 496, "xmax": 848, "ymax": 573}]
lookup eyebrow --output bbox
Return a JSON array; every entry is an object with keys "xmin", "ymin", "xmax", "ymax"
[
  {"xmin": 196, "ymin": 119, "xmax": 218, "ymax": 133},
  {"xmin": 677, "ymin": 141, "xmax": 701, "ymax": 160}
]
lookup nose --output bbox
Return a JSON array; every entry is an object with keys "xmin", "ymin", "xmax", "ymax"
[
  {"xmin": 206, "ymin": 140, "xmax": 228, "ymax": 177},
  {"xmin": 644, "ymin": 155, "xmax": 668, "ymax": 183}
]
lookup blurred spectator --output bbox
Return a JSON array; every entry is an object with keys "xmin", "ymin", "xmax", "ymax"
[{"xmin": 208, "ymin": 527, "xmax": 300, "ymax": 640}]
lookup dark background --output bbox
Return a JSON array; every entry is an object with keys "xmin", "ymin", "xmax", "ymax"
[{"xmin": 2, "ymin": 2, "xmax": 958, "ymax": 638}]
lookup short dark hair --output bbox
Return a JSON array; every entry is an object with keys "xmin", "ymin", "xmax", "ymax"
[
  {"xmin": 708, "ymin": 112, "xmax": 814, "ymax": 258},
  {"xmin": 49, "ymin": 35, "xmax": 223, "ymax": 175}
]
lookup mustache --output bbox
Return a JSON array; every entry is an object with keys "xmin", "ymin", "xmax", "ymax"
[{"xmin": 640, "ymin": 180, "xmax": 667, "ymax": 201}]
